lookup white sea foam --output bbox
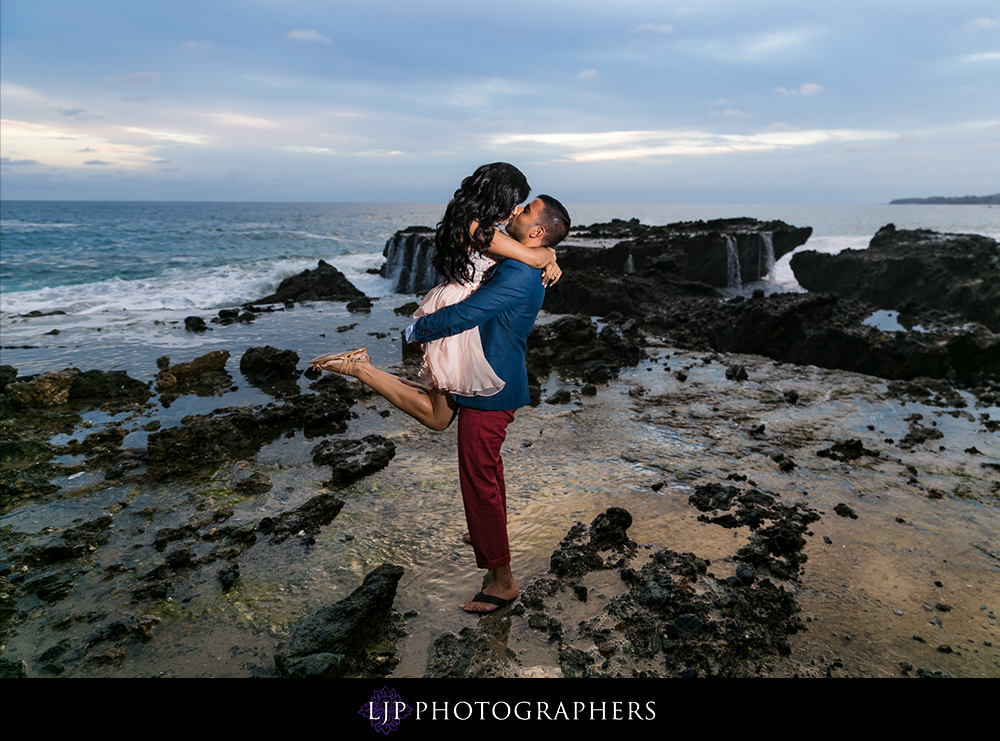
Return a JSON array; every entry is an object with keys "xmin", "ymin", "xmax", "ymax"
[
  {"xmin": 290, "ymin": 231, "xmax": 346, "ymax": 241},
  {"xmin": 0, "ymin": 252, "xmax": 395, "ymax": 317},
  {"xmin": 0, "ymin": 220, "xmax": 81, "ymax": 230}
]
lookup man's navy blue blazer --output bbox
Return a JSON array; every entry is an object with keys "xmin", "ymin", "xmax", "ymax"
[{"xmin": 412, "ymin": 259, "xmax": 545, "ymax": 411}]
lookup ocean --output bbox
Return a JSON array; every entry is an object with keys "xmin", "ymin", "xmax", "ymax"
[{"xmin": 3, "ymin": 200, "xmax": 997, "ymax": 377}]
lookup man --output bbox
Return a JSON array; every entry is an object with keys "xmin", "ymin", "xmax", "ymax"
[{"xmin": 410, "ymin": 194, "xmax": 571, "ymax": 613}]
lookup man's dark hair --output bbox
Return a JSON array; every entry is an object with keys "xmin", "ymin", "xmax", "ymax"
[{"xmin": 536, "ymin": 194, "xmax": 571, "ymax": 247}]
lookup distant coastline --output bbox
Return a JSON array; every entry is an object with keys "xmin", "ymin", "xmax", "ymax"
[{"xmin": 890, "ymin": 194, "xmax": 1000, "ymax": 205}]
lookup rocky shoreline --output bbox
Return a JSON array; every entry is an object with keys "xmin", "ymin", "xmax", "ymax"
[{"xmin": 1, "ymin": 218, "xmax": 997, "ymax": 678}]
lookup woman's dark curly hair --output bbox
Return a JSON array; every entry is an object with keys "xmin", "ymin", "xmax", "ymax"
[{"xmin": 432, "ymin": 163, "xmax": 530, "ymax": 284}]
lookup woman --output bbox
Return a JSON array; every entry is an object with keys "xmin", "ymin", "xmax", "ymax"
[{"xmin": 311, "ymin": 163, "xmax": 561, "ymax": 430}]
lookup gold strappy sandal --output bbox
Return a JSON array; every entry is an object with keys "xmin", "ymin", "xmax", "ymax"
[{"xmin": 309, "ymin": 348, "xmax": 367, "ymax": 376}]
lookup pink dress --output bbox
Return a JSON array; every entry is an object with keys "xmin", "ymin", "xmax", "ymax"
[{"xmin": 412, "ymin": 250, "xmax": 505, "ymax": 397}]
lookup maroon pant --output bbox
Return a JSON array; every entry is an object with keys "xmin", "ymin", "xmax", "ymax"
[{"xmin": 457, "ymin": 406, "xmax": 515, "ymax": 570}]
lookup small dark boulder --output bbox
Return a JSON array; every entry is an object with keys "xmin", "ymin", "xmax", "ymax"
[
  {"xmin": 312, "ymin": 435, "xmax": 397, "ymax": 484},
  {"xmin": 248, "ymin": 260, "xmax": 365, "ymax": 306},
  {"xmin": 239, "ymin": 346, "xmax": 300, "ymax": 382}
]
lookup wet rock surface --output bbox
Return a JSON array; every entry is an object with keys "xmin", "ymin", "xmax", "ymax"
[
  {"xmin": 147, "ymin": 384, "xmax": 358, "ymax": 475},
  {"xmin": 791, "ymin": 224, "xmax": 1000, "ymax": 331},
  {"xmin": 527, "ymin": 314, "xmax": 646, "ymax": 385},
  {"xmin": 239, "ymin": 346, "xmax": 301, "ymax": 395},
  {"xmin": 6, "ymin": 368, "xmax": 150, "ymax": 409},
  {"xmin": 259, "ymin": 492, "xmax": 345, "ymax": 544},
  {"xmin": 311, "ymin": 434, "xmax": 397, "ymax": 485},
  {"xmin": 656, "ymin": 291, "xmax": 997, "ymax": 385},
  {"xmin": 276, "ymin": 563, "xmax": 405, "ymax": 678},
  {"xmin": 154, "ymin": 351, "xmax": 232, "ymax": 401}
]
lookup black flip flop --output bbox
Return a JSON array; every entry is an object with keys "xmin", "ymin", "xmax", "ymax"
[{"xmin": 462, "ymin": 591, "xmax": 517, "ymax": 614}]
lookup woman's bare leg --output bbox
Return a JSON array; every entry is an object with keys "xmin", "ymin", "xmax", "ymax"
[{"xmin": 319, "ymin": 352, "xmax": 457, "ymax": 431}]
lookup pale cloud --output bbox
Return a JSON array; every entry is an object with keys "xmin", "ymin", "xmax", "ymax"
[
  {"xmin": 84, "ymin": 159, "xmax": 114, "ymax": 165},
  {"xmin": 896, "ymin": 133, "xmax": 920, "ymax": 144},
  {"xmin": 963, "ymin": 52, "xmax": 1000, "ymax": 61},
  {"xmin": 0, "ymin": 157, "xmax": 38, "ymax": 166},
  {"xmin": 284, "ymin": 146, "xmax": 337, "ymax": 154},
  {"xmin": 633, "ymin": 23, "xmax": 673, "ymax": 33},
  {"xmin": 764, "ymin": 122, "xmax": 794, "ymax": 131},
  {"xmin": 287, "ymin": 29, "xmax": 330, "ymax": 43},
  {"xmin": 1, "ymin": 119, "xmax": 160, "ymax": 168},
  {"xmin": 577, "ymin": 68, "xmax": 599, "ymax": 79},
  {"xmin": 122, "ymin": 127, "xmax": 209, "ymax": 144},
  {"xmin": 967, "ymin": 17, "xmax": 1000, "ymax": 29},
  {"xmin": 841, "ymin": 144, "xmax": 880, "ymax": 153},
  {"xmin": 446, "ymin": 78, "xmax": 522, "ymax": 107},
  {"xmin": 106, "ymin": 73, "xmax": 160, "ymax": 86},
  {"xmin": 181, "ymin": 40, "xmax": 212, "ymax": 50},
  {"xmin": 723, "ymin": 108, "xmax": 752, "ymax": 117},
  {"xmin": 0, "ymin": 82, "xmax": 51, "ymax": 104},
  {"xmin": 205, "ymin": 113, "xmax": 279, "ymax": 129},
  {"xmin": 775, "ymin": 83, "xmax": 824, "ymax": 95},
  {"xmin": 744, "ymin": 31, "xmax": 806, "ymax": 55},
  {"xmin": 493, "ymin": 127, "xmax": 895, "ymax": 162}
]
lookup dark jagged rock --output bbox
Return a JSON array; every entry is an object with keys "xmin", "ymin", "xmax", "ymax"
[
  {"xmin": 542, "ymin": 268, "xmax": 720, "ymax": 317},
  {"xmin": 791, "ymin": 224, "xmax": 1000, "ymax": 331},
  {"xmin": 155, "ymin": 351, "xmax": 232, "ymax": 399},
  {"xmin": 276, "ymin": 563, "xmax": 404, "ymax": 678},
  {"xmin": 258, "ymin": 493, "xmax": 345, "ymax": 543},
  {"xmin": 816, "ymin": 439, "xmax": 880, "ymax": 462},
  {"xmin": 726, "ymin": 364, "xmax": 749, "ymax": 381},
  {"xmin": 20, "ymin": 515, "xmax": 114, "ymax": 566},
  {"xmin": 184, "ymin": 316, "xmax": 207, "ymax": 332},
  {"xmin": 379, "ymin": 228, "xmax": 439, "ymax": 294},
  {"xmin": 147, "ymin": 385, "xmax": 357, "ymax": 475},
  {"xmin": 549, "ymin": 507, "xmax": 636, "ymax": 579},
  {"xmin": 5, "ymin": 370, "xmax": 79, "ymax": 407},
  {"xmin": 70, "ymin": 370, "xmax": 151, "ymax": 404},
  {"xmin": 311, "ymin": 435, "xmax": 396, "ymax": 484},
  {"xmin": 509, "ymin": 497, "xmax": 820, "ymax": 678},
  {"xmin": 834, "ymin": 503, "xmax": 859, "ymax": 519},
  {"xmin": 545, "ymin": 390, "xmax": 572, "ymax": 405},
  {"xmin": 393, "ymin": 301, "xmax": 420, "ymax": 316},
  {"xmin": 239, "ymin": 346, "xmax": 300, "ymax": 384},
  {"xmin": 6, "ymin": 368, "xmax": 150, "ymax": 408},
  {"xmin": 219, "ymin": 564, "xmax": 240, "ymax": 591},
  {"xmin": 527, "ymin": 314, "xmax": 645, "ymax": 384},
  {"xmin": 560, "ymin": 217, "xmax": 811, "ymax": 288},
  {"xmin": 426, "ymin": 626, "xmax": 498, "ymax": 678},
  {"xmin": 248, "ymin": 260, "xmax": 365, "ymax": 306},
  {"xmin": 346, "ymin": 296, "xmax": 373, "ymax": 312},
  {"xmin": 0, "ymin": 365, "xmax": 17, "ymax": 394},
  {"xmin": 669, "ymin": 291, "xmax": 1000, "ymax": 385},
  {"xmin": 900, "ymin": 419, "xmax": 944, "ymax": 448}
]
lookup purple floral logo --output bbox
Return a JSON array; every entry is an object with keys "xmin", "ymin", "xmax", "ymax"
[{"xmin": 360, "ymin": 687, "xmax": 412, "ymax": 734}]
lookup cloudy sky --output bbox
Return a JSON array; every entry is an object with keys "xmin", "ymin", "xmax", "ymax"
[{"xmin": 1, "ymin": 1, "xmax": 998, "ymax": 203}]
